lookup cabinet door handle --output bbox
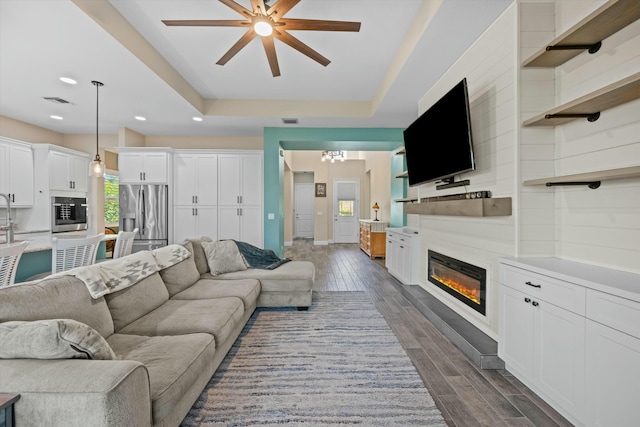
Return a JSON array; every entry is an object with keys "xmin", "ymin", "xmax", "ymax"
[
  {"xmin": 143, "ymin": 172, "xmax": 146, "ymax": 181},
  {"xmin": 524, "ymin": 297, "xmax": 531, "ymax": 303},
  {"xmin": 11, "ymin": 194, "xmax": 15, "ymax": 202},
  {"xmin": 69, "ymin": 180, "xmax": 73, "ymax": 189},
  {"xmin": 195, "ymin": 195, "xmax": 198, "ymax": 204},
  {"xmin": 140, "ymin": 172, "xmax": 143, "ymax": 181},
  {"xmin": 400, "ymin": 246, "xmax": 404, "ymax": 249},
  {"xmin": 239, "ymin": 195, "xmax": 242, "ymax": 204},
  {"xmin": 525, "ymin": 281, "xmax": 541, "ymax": 288},
  {"xmin": 532, "ymin": 301, "xmax": 539, "ymax": 307},
  {"xmin": 195, "ymin": 208, "xmax": 198, "ymax": 216}
]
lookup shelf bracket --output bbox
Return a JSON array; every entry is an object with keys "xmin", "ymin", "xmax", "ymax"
[
  {"xmin": 545, "ymin": 41, "xmax": 602, "ymax": 54},
  {"xmin": 545, "ymin": 181, "xmax": 601, "ymax": 190},
  {"xmin": 544, "ymin": 112, "xmax": 600, "ymax": 122}
]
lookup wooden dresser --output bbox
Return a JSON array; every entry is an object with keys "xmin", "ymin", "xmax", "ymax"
[{"xmin": 359, "ymin": 220, "xmax": 387, "ymax": 259}]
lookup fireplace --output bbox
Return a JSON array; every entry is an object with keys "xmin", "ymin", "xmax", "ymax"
[{"xmin": 427, "ymin": 250, "xmax": 486, "ymax": 315}]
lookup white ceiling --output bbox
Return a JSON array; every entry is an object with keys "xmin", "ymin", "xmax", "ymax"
[{"xmin": 0, "ymin": 0, "xmax": 513, "ymax": 138}]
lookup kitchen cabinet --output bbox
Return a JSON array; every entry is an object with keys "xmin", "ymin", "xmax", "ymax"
[
  {"xmin": 118, "ymin": 151, "xmax": 170, "ymax": 184},
  {"xmin": 499, "ymin": 258, "xmax": 640, "ymax": 426},
  {"xmin": 385, "ymin": 227, "xmax": 419, "ymax": 285},
  {"xmin": 173, "ymin": 206, "xmax": 218, "ymax": 243},
  {"xmin": 173, "ymin": 153, "xmax": 218, "ymax": 206},
  {"xmin": 49, "ymin": 149, "xmax": 88, "ymax": 193},
  {"xmin": 0, "ymin": 139, "xmax": 34, "ymax": 207},
  {"xmin": 173, "ymin": 152, "xmax": 218, "ymax": 242},
  {"xmin": 359, "ymin": 220, "xmax": 386, "ymax": 259},
  {"xmin": 217, "ymin": 153, "xmax": 263, "ymax": 247}
]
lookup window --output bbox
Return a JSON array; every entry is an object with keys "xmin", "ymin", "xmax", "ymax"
[
  {"xmin": 104, "ymin": 173, "xmax": 119, "ymax": 225},
  {"xmin": 338, "ymin": 200, "xmax": 355, "ymax": 217}
]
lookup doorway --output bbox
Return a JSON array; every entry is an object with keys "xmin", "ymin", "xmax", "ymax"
[
  {"xmin": 294, "ymin": 182, "xmax": 314, "ymax": 238},
  {"xmin": 333, "ymin": 179, "xmax": 359, "ymax": 243}
]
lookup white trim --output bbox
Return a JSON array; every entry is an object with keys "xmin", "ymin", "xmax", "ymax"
[
  {"xmin": 314, "ymin": 240, "xmax": 329, "ymax": 246},
  {"xmin": 284, "ymin": 241, "xmax": 292, "ymax": 247}
]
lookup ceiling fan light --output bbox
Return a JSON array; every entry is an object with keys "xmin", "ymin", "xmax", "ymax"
[{"xmin": 254, "ymin": 20, "xmax": 273, "ymax": 37}]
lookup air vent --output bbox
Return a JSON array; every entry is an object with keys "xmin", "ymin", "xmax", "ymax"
[
  {"xmin": 43, "ymin": 97, "xmax": 70, "ymax": 104},
  {"xmin": 282, "ymin": 118, "xmax": 298, "ymax": 124}
]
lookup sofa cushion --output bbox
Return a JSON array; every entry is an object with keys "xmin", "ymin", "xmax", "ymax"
[
  {"xmin": 0, "ymin": 275, "xmax": 115, "ymax": 338},
  {"xmin": 116, "ymin": 297, "xmax": 245, "ymax": 346},
  {"xmin": 204, "ymin": 260, "xmax": 315, "ymax": 292},
  {"xmin": 0, "ymin": 319, "xmax": 116, "ymax": 360},
  {"xmin": 201, "ymin": 239, "xmax": 248, "ymax": 275},
  {"xmin": 160, "ymin": 241, "xmax": 201, "ymax": 296},
  {"xmin": 105, "ymin": 272, "xmax": 169, "ymax": 332},
  {"xmin": 186, "ymin": 238, "xmax": 210, "ymax": 275},
  {"xmin": 107, "ymin": 333, "xmax": 215, "ymax": 425},
  {"xmin": 171, "ymin": 278, "xmax": 260, "ymax": 311}
]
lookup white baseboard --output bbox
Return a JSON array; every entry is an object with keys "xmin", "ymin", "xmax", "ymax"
[
  {"xmin": 284, "ymin": 241, "xmax": 292, "ymax": 247},
  {"xmin": 314, "ymin": 240, "xmax": 329, "ymax": 246},
  {"xmin": 328, "ymin": 239, "xmax": 334, "ymax": 244}
]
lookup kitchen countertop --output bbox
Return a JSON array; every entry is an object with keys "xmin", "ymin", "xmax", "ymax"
[{"xmin": 0, "ymin": 231, "xmax": 117, "ymax": 253}]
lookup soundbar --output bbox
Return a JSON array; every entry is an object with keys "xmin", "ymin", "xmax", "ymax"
[{"xmin": 419, "ymin": 191, "xmax": 491, "ymax": 203}]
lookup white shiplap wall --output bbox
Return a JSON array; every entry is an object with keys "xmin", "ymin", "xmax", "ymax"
[{"xmin": 406, "ymin": 4, "xmax": 518, "ymax": 339}]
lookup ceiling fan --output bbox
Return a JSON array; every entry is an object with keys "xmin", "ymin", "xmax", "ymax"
[{"xmin": 162, "ymin": 0, "xmax": 361, "ymax": 77}]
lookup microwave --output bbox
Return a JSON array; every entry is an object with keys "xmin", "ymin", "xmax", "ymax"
[{"xmin": 51, "ymin": 196, "xmax": 88, "ymax": 233}]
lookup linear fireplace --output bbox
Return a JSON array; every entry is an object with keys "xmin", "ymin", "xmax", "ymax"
[{"xmin": 427, "ymin": 250, "xmax": 486, "ymax": 315}]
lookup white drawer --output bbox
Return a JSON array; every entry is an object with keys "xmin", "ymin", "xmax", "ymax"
[
  {"xmin": 587, "ymin": 289, "xmax": 640, "ymax": 339},
  {"xmin": 500, "ymin": 265, "xmax": 586, "ymax": 315},
  {"xmin": 387, "ymin": 231, "xmax": 397, "ymax": 240}
]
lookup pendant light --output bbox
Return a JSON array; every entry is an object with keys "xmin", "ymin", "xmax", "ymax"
[{"xmin": 89, "ymin": 80, "xmax": 105, "ymax": 177}]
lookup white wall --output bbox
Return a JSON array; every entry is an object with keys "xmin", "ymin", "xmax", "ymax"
[
  {"xmin": 407, "ymin": 4, "xmax": 518, "ymax": 339},
  {"xmin": 408, "ymin": 0, "xmax": 640, "ymax": 339}
]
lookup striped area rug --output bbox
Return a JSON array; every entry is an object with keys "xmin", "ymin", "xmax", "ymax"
[{"xmin": 181, "ymin": 291, "xmax": 447, "ymax": 426}]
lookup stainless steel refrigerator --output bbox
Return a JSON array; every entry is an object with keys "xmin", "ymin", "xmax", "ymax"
[{"xmin": 119, "ymin": 184, "xmax": 168, "ymax": 253}]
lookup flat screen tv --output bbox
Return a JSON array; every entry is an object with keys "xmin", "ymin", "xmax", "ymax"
[{"xmin": 403, "ymin": 78, "xmax": 475, "ymax": 187}]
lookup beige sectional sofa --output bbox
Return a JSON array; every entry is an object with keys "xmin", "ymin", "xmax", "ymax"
[{"xmin": 0, "ymin": 238, "xmax": 315, "ymax": 427}]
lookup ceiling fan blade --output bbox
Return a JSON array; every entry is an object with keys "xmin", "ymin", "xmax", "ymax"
[
  {"xmin": 250, "ymin": 0, "xmax": 268, "ymax": 15},
  {"xmin": 216, "ymin": 28, "xmax": 257, "ymax": 65},
  {"xmin": 218, "ymin": 0, "xmax": 253, "ymax": 18},
  {"xmin": 261, "ymin": 36, "xmax": 281, "ymax": 77},
  {"xmin": 162, "ymin": 20, "xmax": 249, "ymax": 27},
  {"xmin": 267, "ymin": 0, "xmax": 300, "ymax": 22},
  {"xmin": 277, "ymin": 18, "xmax": 361, "ymax": 32},
  {"xmin": 273, "ymin": 30, "xmax": 330, "ymax": 66}
]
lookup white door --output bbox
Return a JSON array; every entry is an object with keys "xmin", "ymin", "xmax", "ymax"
[
  {"xmin": 294, "ymin": 183, "xmax": 314, "ymax": 238},
  {"xmin": 333, "ymin": 179, "xmax": 359, "ymax": 243}
]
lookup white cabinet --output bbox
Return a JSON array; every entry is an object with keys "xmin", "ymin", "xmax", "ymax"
[
  {"xmin": 217, "ymin": 154, "xmax": 262, "ymax": 247},
  {"xmin": 585, "ymin": 290, "xmax": 640, "ymax": 427},
  {"xmin": 173, "ymin": 152, "xmax": 218, "ymax": 242},
  {"xmin": 173, "ymin": 153, "xmax": 217, "ymax": 206},
  {"xmin": 173, "ymin": 206, "xmax": 218, "ymax": 243},
  {"xmin": 385, "ymin": 228, "xmax": 419, "ymax": 285},
  {"xmin": 49, "ymin": 149, "xmax": 88, "ymax": 193},
  {"xmin": 119, "ymin": 151, "xmax": 169, "ymax": 184},
  {"xmin": 0, "ymin": 139, "xmax": 34, "ymax": 207},
  {"xmin": 499, "ymin": 258, "xmax": 640, "ymax": 427}
]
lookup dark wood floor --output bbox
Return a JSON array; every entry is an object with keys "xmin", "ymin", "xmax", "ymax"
[{"xmin": 285, "ymin": 238, "xmax": 574, "ymax": 427}]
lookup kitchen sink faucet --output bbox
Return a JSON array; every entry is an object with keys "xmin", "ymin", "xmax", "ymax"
[{"xmin": 0, "ymin": 193, "xmax": 15, "ymax": 244}]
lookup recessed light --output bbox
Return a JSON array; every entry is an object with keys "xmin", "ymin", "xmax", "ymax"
[
  {"xmin": 59, "ymin": 77, "xmax": 77, "ymax": 85},
  {"xmin": 193, "ymin": 117, "xmax": 203, "ymax": 122},
  {"xmin": 135, "ymin": 116, "xmax": 146, "ymax": 121},
  {"xmin": 50, "ymin": 115, "xmax": 63, "ymax": 120}
]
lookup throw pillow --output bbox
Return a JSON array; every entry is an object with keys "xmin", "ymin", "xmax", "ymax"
[
  {"xmin": 0, "ymin": 319, "xmax": 116, "ymax": 360},
  {"xmin": 160, "ymin": 241, "xmax": 201, "ymax": 296},
  {"xmin": 201, "ymin": 240, "xmax": 248, "ymax": 276}
]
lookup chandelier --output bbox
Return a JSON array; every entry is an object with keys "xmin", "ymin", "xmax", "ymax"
[{"xmin": 321, "ymin": 150, "xmax": 345, "ymax": 163}]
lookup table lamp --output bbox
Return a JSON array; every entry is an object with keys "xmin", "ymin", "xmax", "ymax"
[{"xmin": 372, "ymin": 202, "xmax": 380, "ymax": 221}]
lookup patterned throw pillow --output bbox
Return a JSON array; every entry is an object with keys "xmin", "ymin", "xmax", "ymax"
[
  {"xmin": 0, "ymin": 319, "xmax": 116, "ymax": 360},
  {"xmin": 201, "ymin": 240, "xmax": 248, "ymax": 276}
]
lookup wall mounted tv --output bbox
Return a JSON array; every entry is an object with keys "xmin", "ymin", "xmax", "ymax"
[{"xmin": 403, "ymin": 78, "xmax": 475, "ymax": 188}]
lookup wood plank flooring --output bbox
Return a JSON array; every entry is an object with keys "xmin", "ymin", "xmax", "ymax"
[{"xmin": 285, "ymin": 238, "xmax": 574, "ymax": 427}]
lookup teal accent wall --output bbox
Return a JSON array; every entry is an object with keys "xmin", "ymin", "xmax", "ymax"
[
  {"xmin": 263, "ymin": 127, "xmax": 404, "ymax": 257},
  {"xmin": 390, "ymin": 153, "xmax": 407, "ymax": 227}
]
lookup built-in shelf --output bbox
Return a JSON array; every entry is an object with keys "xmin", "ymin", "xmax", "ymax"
[
  {"xmin": 522, "ymin": 72, "xmax": 640, "ymax": 127},
  {"xmin": 523, "ymin": 165, "xmax": 640, "ymax": 188},
  {"xmin": 522, "ymin": 0, "xmax": 640, "ymax": 68},
  {"xmin": 396, "ymin": 171, "xmax": 408, "ymax": 178},
  {"xmin": 394, "ymin": 197, "xmax": 418, "ymax": 203},
  {"xmin": 404, "ymin": 197, "xmax": 512, "ymax": 217}
]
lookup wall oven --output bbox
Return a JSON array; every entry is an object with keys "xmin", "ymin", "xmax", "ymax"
[{"xmin": 51, "ymin": 196, "xmax": 88, "ymax": 233}]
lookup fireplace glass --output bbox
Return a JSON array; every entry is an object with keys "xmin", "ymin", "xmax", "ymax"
[{"xmin": 427, "ymin": 250, "xmax": 486, "ymax": 315}]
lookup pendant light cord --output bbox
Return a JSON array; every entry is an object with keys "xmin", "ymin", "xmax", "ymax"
[{"xmin": 91, "ymin": 81, "xmax": 103, "ymax": 162}]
